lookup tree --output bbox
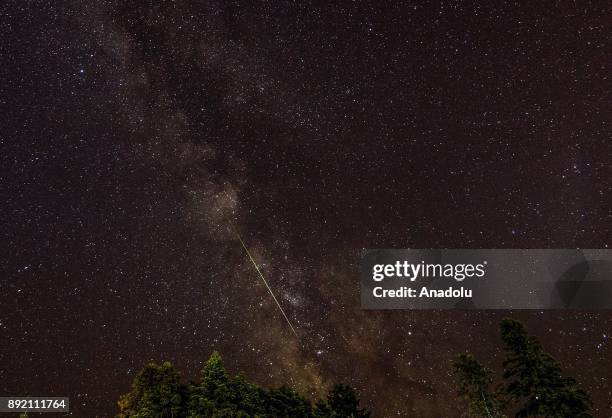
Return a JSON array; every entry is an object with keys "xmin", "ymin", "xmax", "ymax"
[
  {"xmin": 453, "ymin": 353, "xmax": 504, "ymax": 418},
  {"xmin": 315, "ymin": 384, "xmax": 370, "ymax": 418},
  {"xmin": 500, "ymin": 318, "xmax": 592, "ymax": 418},
  {"xmin": 189, "ymin": 352, "xmax": 314, "ymax": 417},
  {"xmin": 266, "ymin": 385, "xmax": 314, "ymax": 417},
  {"xmin": 118, "ymin": 361, "xmax": 186, "ymax": 418},
  {"xmin": 187, "ymin": 351, "xmax": 233, "ymax": 417},
  {"xmin": 119, "ymin": 352, "xmax": 370, "ymax": 418},
  {"xmin": 453, "ymin": 318, "xmax": 593, "ymax": 418}
]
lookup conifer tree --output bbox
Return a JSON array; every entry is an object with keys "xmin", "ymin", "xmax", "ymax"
[
  {"xmin": 118, "ymin": 361, "xmax": 186, "ymax": 418},
  {"xmin": 500, "ymin": 318, "xmax": 592, "ymax": 418},
  {"xmin": 118, "ymin": 352, "xmax": 371, "ymax": 417},
  {"xmin": 453, "ymin": 319, "xmax": 593, "ymax": 418},
  {"xmin": 453, "ymin": 352, "xmax": 504, "ymax": 418},
  {"xmin": 315, "ymin": 384, "xmax": 370, "ymax": 417}
]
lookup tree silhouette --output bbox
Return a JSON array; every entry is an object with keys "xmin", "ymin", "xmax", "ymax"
[
  {"xmin": 453, "ymin": 318, "xmax": 593, "ymax": 418},
  {"xmin": 500, "ymin": 318, "xmax": 592, "ymax": 418},
  {"xmin": 266, "ymin": 385, "xmax": 313, "ymax": 417},
  {"xmin": 118, "ymin": 352, "xmax": 370, "ymax": 418},
  {"xmin": 118, "ymin": 361, "xmax": 186, "ymax": 418},
  {"xmin": 453, "ymin": 352, "xmax": 504, "ymax": 418},
  {"xmin": 315, "ymin": 383, "xmax": 371, "ymax": 417}
]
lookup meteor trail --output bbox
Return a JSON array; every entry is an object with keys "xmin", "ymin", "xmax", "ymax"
[{"xmin": 221, "ymin": 191, "xmax": 299, "ymax": 338}]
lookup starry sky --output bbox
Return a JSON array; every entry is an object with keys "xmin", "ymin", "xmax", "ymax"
[{"xmin": 2, "ymin": 1, "xmax": 612, "ymax": 416}]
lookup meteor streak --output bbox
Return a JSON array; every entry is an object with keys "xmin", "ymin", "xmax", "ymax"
[{"xmin": 221, "ymin": 191, "xmax": 299, "ymax": 338}]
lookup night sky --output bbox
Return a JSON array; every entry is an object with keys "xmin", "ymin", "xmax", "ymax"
[{"xmin": 2, "ymin": 1, "xmax": 612, "ymax": 416}]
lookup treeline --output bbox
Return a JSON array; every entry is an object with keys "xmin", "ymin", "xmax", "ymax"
[
  {"xmin": 117, "ymin": 352, "xmax": 370, "ymax": 417},
  {"xmin": 453, "ymin": 318, "xmax": 593, "ymax": 418},
  {"xmin": 117, "ymin": 318, "xmax": 593, "ymax": 418}
]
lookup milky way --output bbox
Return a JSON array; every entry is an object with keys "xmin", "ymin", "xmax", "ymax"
[{"xmin": 2, "ymin": 1, "xmax": 612, "ymax": 416}]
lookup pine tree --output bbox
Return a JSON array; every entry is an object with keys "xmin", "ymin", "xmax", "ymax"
[
  {"xmin": 118, "ymin": 352, "xmax": 371, "ymax": 417},
  {"xmin": 266, "ymin": 385, "xmax": 314, "ymax": 417},
  {"xmin": 500, "ymin": 318, "xmax": 592, "ymax": 418},
  {"xmin": 118, "ymin": 361, "xmax": 186, "ymax": 418},
  {"xmin": 453, "ymin": 352, "xmax": 504, "ymax": 418},
  {"xmin": 315, "ymin": 384, "xmax": 370, "ymax": 418},
  {"xmin": 188, "ymin": 351, "xmax": 232, "ymax": 416}
]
